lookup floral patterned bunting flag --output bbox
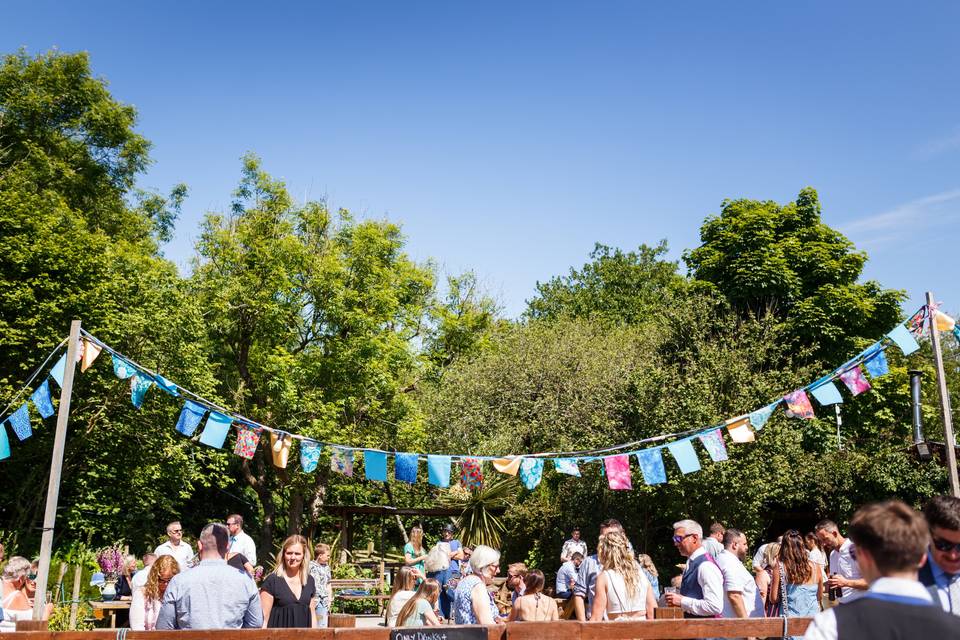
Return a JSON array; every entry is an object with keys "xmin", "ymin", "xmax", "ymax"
[
  {"xmin": 7, "ymin": 404, "xmax": 31, "ymax": 441},
  {"xmin": 112, "ymin": 355, "xmax": 135, "ymax": 380},
  {"xmin": 460, "ymin": 458, "xmax": 483, "ymax": 490},
  {"xmin": 783, "ymin": 389, "xmax": 816, "ymax": 419},
  {"xmin": 749, "ymin": 402, "xmax": 778, "ymax": 430},
  {"xmin": 697, "ymin": 429, "xmax": 728, "ymax": 462},
  {"xmin": 553, "ymin": 458, "xmax": 581, "ymax": 476},
  {"xmin": 519, "ymin": 458, "xmax": 544, "ymax": 489},
  {"xmin": 234, "ymin": 423, "xmax": 262, "ymax": 460},
  {"xmin": 175, "ymin": 400, "xmax": 206, "ymax": 437},
  {"xmin": 299, "ymin": 439, "xmax": 321, "ymax": 472},
  {"xmin": 331, "ymin": 447, "xmax": 354, "ymax": 476},
  {"xmin": 31, "ymin": 380, "xmax": 55, "ymax": 419},
  {"xmin": 130, "ymin": 373, "xmax": 154, "ymax": 409},
  {"xmin": 839, "ymin": 367, "xmax": 871, "ymax": 396}
]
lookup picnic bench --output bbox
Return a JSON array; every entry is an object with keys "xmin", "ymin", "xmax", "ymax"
[{"xmin": 330, "ymin": 578, "xmax": 390, "ymax": 614}]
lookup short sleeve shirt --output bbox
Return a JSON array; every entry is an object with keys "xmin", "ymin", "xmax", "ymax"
[{"xmin": 829, "ymin": 539, "xmax": 863, "ymax": 603}]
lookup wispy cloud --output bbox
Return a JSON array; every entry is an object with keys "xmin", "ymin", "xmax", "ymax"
[
  {"xmin": 915, "ymin": 126, "xmax": 960, "ymax": 159},
  {"xmin": 842, "ymin": 189, "xmax": 960, "ymax": 247}
]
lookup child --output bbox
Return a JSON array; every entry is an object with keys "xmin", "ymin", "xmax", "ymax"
[
  {"xmin": 308, "ymin": 543, "xmax": 332, "ymax": 627},
  {"xmin": 395, "ymin": 578, "xmax": 442, "ymax": 627},
  {"xmin": 508, "ymin": 570, "xmax": 559, "ymax": 621},
  {"xmin": 386, "ymin": 566, "xmax": 418, "ymax": 627}
]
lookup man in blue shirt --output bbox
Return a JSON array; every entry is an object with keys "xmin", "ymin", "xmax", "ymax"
[
  {"xmin": 555, "ymin": 552, "xmax": 583, "ymax": 600},
  {"xmin": 919, "ymin": 495, "xmax": 960, "ymax": 615},
  {"xmin": 156, "ymin": 523, "xmax": 262, "ymax": 629}
]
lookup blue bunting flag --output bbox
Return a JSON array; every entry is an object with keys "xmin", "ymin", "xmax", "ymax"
[
  {"xmin": 697, "ymin": 429, "xmax": 728, "ymax": 462},
  {"xmin": 154, "ymin": 374, "xmax": 180, "ymax": 397},
  {"xmin": 667, "ymin": 438, "xmax": 701, "ymax": 474},
  {"xmin": 887, "ymin": 325, "xmax": 920, "ymax": 356},
  {"xmin": 31, "ymin": 380, "xmax": 55, "ymax": 419},
  {"xmin": 130, "ymin": 373, "xmax": 154, "ymax": 409},
  {"xmin": 175, "ymin": 400, "xmax": 207, "ymax": 437},
  {"xmin": 50, "ymin": 354, "xmax": 67, "ymax": 387},
  {"xmin": 749, "ymin": 403, "xmax": 778, "ymax": 430},
  {"xmin": 864, "ymin": 350, "xmax": 889, "ymax": 378},
  {"xmin": 8, "ymin": 404, "xmax": 32, "ymax": 441},
  {"xmin": 810, "ymin": 381, "xmax": 844, "ymax": 406},
  {"xmin": 519, "ymin": 458, "xmax": 544, "ymax": 490},
  {"xmin": 0, "ymin": 422, "xmax": 9, "ymax": 460},
  {"xmin": 553, "ymin": 458, "xmax": 581, "ymax": 477},
  {"xmin": 300, "ymin": 440, "xmax": 322, "ymax": 473},
  {"xmin": 198, "ymin": 411, "xmax": 232, "ymax": 449},
  {"xmin": 112, "ymin": 355, "xmax": 136, "ymax": 380},
  {"xmin": 427, "ymin": 455, "xmax": 452, "ymax": 487},
  {"xmin": 635, "ymin": 448, "xmax": 666, "ymax": 485},
  {"xmin": 365, "ymin": 450, "xmax": 388, "ymax": 482},
  {"xmin": 395, "ymin": 453, "xmax": 419, "ymax": 483}
]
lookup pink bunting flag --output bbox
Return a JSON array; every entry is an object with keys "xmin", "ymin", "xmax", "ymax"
[
  {"xmin": 604, "ymin": 455, "xmax": 632, "ymax": 490},
  {"xmin": 783, "ymin": 389, "xmax": 815, "ymax": 420},
  {"xmin": 839, "ymin": 366, "xmax": 871, "ymax": 396}
]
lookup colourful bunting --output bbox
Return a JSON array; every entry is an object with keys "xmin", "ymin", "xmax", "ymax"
[
  {"xmin": 154, "ymin": 374, "xmax": 180, "ymax": 397},
  {"xmin": 839, "ymin": 367, "xmax": 871, "ymax": 396},
  {"xmin": 492, "ymin": 457, "xmax": 522, "ymax": 476},
  {"xmin": 750, "ymin": 403, "xmax": 778, "ymax": 430},
  {"xmin": 112, "ymin": 355, "xmax": 135, "ymax": 380},
  {"xmin": 7, "ymin": 404, "xmax": 31, "ymax": 441},
  {"xmin": 635, "ymin": 449, "xmax": 666, "ymax": 485},
  {"xmin": 428, "ymin": 455, "xmax": 452, "ymax": 487},
  {"xmin": 50, "ymin": 354, "xmax": 67, "ymax": 387},
  {"xmin": 698, "ymin": 429, "xmax": 728, "ymax": 462},
  {"xmin": 728, "ymin": 422, "xmax": 756, "ymax": 443},
  {"xmin": 270, "ymin": 431, "xmax": 291, "ymax": 468},
  {"xmin": 300, "ymin": 440, "xmax": 321, "ymax": 472},
  {"xmin": 81, "ymin": 340, "xmax": 102, "ymax": 372},
  {"xmin": 604, "ymin": 455, "xmax": 632, "ymax": 490},
  {"xmin": 519, "ymin": 458, "xmax": 544, "ymax": 490},
  {"xmin": 553, "ymin": 458, "xmax": 581, "ymax": 476},
  {"xmin": 395, "ymin": 453, "xmax": 419, "ymax": 483},
  {"xmin": 784, "ymin": 389, "xmax": 816, "ymax": 419},
  {"xmin": 887, "ymin": 325, "xmax": 920, "ymax": 356},
  {"xmin": 31, "ymin": 380, "xmax": 55, "ymax": 419},
  {"xmin": 954, "ymin": 326, "xmax": 960, "ymax": 343},
  {"xmin": 934, "ymin": 310, "xmax": 956, "ymax": 332},
  {"xmin": 667, "ymin": 438, "xmax": 701, "ymax": 474},
  {"xmin": 864, "ymin": 350, "xmax": 889, "ymax": 378},
  {"xmin": 130, "ymin": 373, "xmax": 154, "ymax": 409},
  {"xmin": 175, "ymin": 400, "xmax": 206, "ymax": 437},
  {"xmin": 331, "ymin": 447, "xmax": 353, "ymax": 476},
  {"xmin": 198, "ymin": 411, "xmax": 232, "ymax": 449},
  {"xmin": 365, "ymin": 450, "xmax": 388, "ymax": 481},
  {"xmin": 233, "ymin": 423, "xmax": 262, "ymax": 459},
  {"xmin": 0, "ymin": 422, "xmax": 9, "ymax": 460},
  {"xmin": 810, "ymin": 381, "xmax": 843, "ymax": 406},
  {"xmin": 460, "ymin": 458, "xmax": 483, "ymax": 490}
]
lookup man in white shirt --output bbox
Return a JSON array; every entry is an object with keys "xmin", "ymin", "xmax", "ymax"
[
  {"xmin": 131, "ymin": 553, "xmax": 157, "ymax": 590},
  {"xmin": 560, "ymin": 527, "xmax": 588, "ymax": 563},
  {"xmin": 803, "ymin": 500, "xmax": 960, "ymax": 640},
  {"xmin": 226, "ymin": 514, "xmax": 257, "ymax": 566},
  {"xmin": 815, "ymin": 519, "xmax": 867, "ymax": 603},
  {"xmin": 154, "ymin": 521, "xmax": 195, "ymax": 573},
  {"xmin": 716, "ymin": 528, "xmax": 763, "ymax": 619},
  {"xmin": 664, "ymin": 518, "xmax": 724, "ymax": 617}
]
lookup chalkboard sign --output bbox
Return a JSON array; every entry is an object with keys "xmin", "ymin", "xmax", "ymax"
[{"xmin": 389, "ymin": 627, "xmax": 488, "ymax": 640}]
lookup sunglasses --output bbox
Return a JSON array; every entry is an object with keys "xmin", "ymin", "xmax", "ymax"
[
  {"xmin": 672, "ymin": 533, "xmax": 696, "ymax": 544},
  {"xmin": 169, "ymin": 529, "xmax": 182, "ymax": 534},
  {"xmin": 932, "ymin": 536, "xmax": 960, "ymax": 554},
  {"xmin": 27, "ymin": 573, "xmax": 37, "ymax": 581},
  {"xmin": 159, "ymin": 578, "xmax": 171, "ymax": 584}
]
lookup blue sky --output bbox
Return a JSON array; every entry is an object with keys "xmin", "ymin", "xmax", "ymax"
[{"xmin": 4, "ymin": 2, "xmax": 959, "ymax": 317}]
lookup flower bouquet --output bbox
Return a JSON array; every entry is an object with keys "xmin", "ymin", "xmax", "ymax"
[{"xmin": 95, "ymin": 546, "xmax": 124, "ymax": 601}]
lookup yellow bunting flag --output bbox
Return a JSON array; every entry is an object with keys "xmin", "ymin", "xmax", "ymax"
[
  {"xmin": 934, "ymin": 310, "xmax": 956, "ymax": 332},
  {"xmin": 270, "ymin": 431, "xmax": 291, "ymax": 468},
  {"xmin": 727, "ymin": 422, "xmax": 756, "ymax": 443},
  {"xmin": 492, "ymin": 457, "xmax": 522, "ymax": 476},
  {"xmin": 81, "ymin": 339, "xmax": 102, "ymax": 372}
]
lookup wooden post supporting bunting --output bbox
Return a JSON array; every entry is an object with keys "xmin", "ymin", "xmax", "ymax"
[{"xmin": 927, "ymin": 292, "xmax": 960, "ymax": 497}]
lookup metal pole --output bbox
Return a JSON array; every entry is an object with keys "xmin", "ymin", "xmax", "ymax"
[
  {"xmin": 33, "ymin": 320, "xmax": 82, "ymax": 619},
  {"xmin": 910, "ymin": 370, "xmax": 924, "ymax": 444},
  {"xmin": 927, "ymin": 292, "xmax": 960, "ymax": 497},
  {"xmin": 835, "ymin": 405, "xmax": 842, "ymax": 450}
]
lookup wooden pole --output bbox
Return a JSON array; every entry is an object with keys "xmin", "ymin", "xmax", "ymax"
[
  {"xmin": 68, "ymin": 564, "xmax": 82, "ymax": 629},
  {"xmin": 927, "ymin": 292, "xmax": 960, "ymax": 497},
  {"xmin": 33, "ymin": 320, "xmax": 82, "ymax": 619}
]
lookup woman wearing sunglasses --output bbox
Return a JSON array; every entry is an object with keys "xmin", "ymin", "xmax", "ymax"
[
  {"xmin": 0, "ymin": 556, "xmax": 50, "ymax": 630},
  {"xmin": 130, "ymin": 555, "xmax": 180, "ymax": 630}
]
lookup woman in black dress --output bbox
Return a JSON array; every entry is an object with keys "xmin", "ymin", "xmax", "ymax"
[{"xmin": 260, "ymin": 534, "xmax": 317, "ymax": 628}]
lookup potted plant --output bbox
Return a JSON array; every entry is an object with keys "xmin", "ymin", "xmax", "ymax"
[{"xmin": 95, "ymin": 546, "xmax": 124, "ymax": 601}]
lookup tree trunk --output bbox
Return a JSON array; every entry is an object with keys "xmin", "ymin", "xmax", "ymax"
[{"xmin": 287, "ymin": 490, "xmax": 304, "ymax": 535}]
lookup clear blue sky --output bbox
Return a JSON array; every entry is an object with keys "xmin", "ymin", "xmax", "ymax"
[{"xmin": 5, "ymin": 2, "xmax": 959, "ymax": 318}]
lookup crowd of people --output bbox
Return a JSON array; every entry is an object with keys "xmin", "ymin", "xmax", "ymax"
[{"xmin": 3, "ymin": 497, "xmax": 960, "ymax": 638}]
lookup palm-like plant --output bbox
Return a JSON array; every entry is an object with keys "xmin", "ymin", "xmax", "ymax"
[{"xmin": 439, "ymin": 474, "xmax": 517, "ymax": 548}]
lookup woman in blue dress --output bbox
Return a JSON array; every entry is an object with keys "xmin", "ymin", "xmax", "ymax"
[
  {"xmin": 452, "ymin": 545, "xmax": 501, "ymax": 625},
  {"xmin": 771, "ymin": 530, "xmax": 823, "ymax": 640}
]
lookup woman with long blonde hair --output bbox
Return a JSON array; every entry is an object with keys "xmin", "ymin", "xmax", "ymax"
[
  {"xmin": 395, "ymin": 578, "xmax": 442, "ymax": 627},
  {"xmin": 403, "ymin": 525, "xmax": 428, "ymax": 579},
  {"xmin": 386, "ymin": 566, "xmax": 418, "ymax": 627},
  {"xmin": 130, "ymin": 555, "xmax": 179, "ymax": 630},
  {"xmin": 260, "ymin": 534, "xmax": 317, "ymax": 628},
  {"xmin": 590, "ymin": 531, "xmax": 656, "ymax": 621}
]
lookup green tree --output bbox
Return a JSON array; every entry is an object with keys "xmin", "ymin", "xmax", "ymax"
[
  {"xmin": 683, "ymin": 188, "xmax": 904, "ymax": 363},
  {"xmin": 191, "ymin": 154, "xmax": 436, "ymax": 547},
  {"xmin": 526, "ymin": 241, "xmax": 685, "ymax": 325}
]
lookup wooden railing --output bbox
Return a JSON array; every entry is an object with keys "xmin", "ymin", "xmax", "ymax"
[{"xmin": 12, "ymin": 618, "xmax": 812, "ymax": 639}]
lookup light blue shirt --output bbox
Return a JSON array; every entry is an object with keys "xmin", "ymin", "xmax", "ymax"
[
  {"xmin": 156, "ymin": 559, "xmax": 262, "ymax": 629},
  {"xmin": 928, "ymin": 551, "xmax": 960, "ymax": 614},
  {"xmin": 556, "ymin": 560, "xmax": 578, "ymax": 594}
]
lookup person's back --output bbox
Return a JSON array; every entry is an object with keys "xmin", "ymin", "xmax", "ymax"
[
  {"xmin": 603, "ymin": 568, "xmax": 648, "ymax": 618},
  {"xmin": 513, "ymin": 592, "xmax": 558, "ymax": 621},
  {"xmin": 155, "ymin": 523, "xmax": 262, "ymax": 630}
]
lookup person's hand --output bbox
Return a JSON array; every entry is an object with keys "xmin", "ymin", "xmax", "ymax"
[
  {"xmin": 825, "ymin": 574, "xmax": 845, "ymax": 590},
  {"xmin": 664, "ymin": 592, "xmax": 684, "ymax": 607}
]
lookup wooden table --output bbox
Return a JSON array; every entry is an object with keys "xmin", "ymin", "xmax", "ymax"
[{"xmin": 88, "ymin": 600, "xmax": 130, "ymax": 628}]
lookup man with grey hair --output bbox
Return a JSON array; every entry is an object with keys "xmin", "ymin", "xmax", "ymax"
[
  {"xmin": 154, "ymin": 520, "xmax": 194, "ymax": 573},
  {"xmin": 156, "ymin": 523, "xmax": 262, "ymax": 629},
  {"xmin": 664, "ymin": 519, "xmax": 724, "ymax": 618}
]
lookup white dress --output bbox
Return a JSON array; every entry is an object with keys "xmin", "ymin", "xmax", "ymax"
[{"xmin": 603, "ymin": 567, "xmax": 649, "ymax": 618}]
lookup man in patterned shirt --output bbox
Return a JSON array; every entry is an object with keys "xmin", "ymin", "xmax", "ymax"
[{"xmin": 560, "ymin": 527, "xmax": 588, "ymax": 563}]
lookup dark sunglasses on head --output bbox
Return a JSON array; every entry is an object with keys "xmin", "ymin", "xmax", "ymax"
[{"xmin": 932, "ymin": 536, "xmax": 960, "ymax": 554}]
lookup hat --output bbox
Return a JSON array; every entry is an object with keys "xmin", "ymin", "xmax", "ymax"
[{"xmin": 442, "ymin": 523, "xmax": 456, "ymax": 533}]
